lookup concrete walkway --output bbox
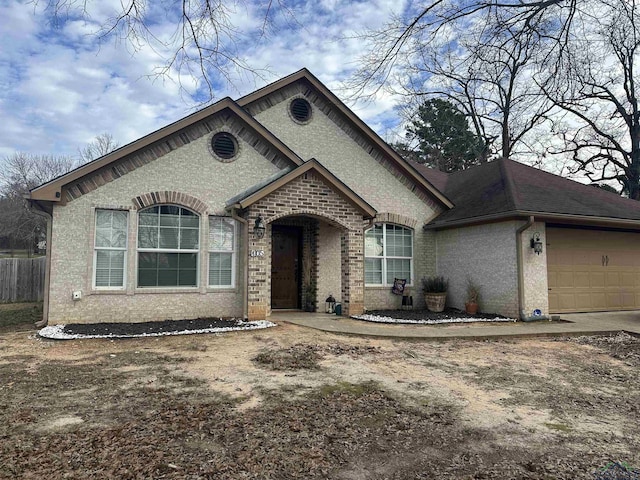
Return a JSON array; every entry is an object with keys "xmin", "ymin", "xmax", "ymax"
[{"xmin": 270, "ymin": 310, "xmax": 640, "ymax": 340}]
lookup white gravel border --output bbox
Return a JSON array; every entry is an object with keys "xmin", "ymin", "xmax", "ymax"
[
  {"xmin": 351, "ymin": 314, "xmax": 516, "ymax": 325},
  {"xmin": 38, "ymin": 321, "xmax": 276, "ymax": 340}
]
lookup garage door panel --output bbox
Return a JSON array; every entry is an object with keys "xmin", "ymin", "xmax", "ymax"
[
  {"xmin": 547, "ymin": 227, "xmax": 640, "ymax": 313},
  {"xmin": 590, "ymin": 271, "xmax": 605, "ymax": 288},
  {"xmin": 621, "ymin": 272, "xmax": 635, "ymax": 288}
]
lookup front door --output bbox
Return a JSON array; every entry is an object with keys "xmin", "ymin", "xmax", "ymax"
[{"xmin": 271, "ymin": 226, "xmax": 301, "ymax": 309}]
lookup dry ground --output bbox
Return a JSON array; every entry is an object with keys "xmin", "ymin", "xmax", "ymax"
[{"xmin": 1, "ymin": 317, "xmax": 639, "ymax": 479}]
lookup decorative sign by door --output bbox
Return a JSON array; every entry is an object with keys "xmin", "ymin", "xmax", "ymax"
[{"xmin": 249, "ymin": 250, "xmax": 265, "ymax": 257}]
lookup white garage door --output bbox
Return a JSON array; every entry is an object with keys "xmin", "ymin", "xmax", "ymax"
[{"xmin": 547, "ymin": 227, "xmax": 640, "ymax": 313}]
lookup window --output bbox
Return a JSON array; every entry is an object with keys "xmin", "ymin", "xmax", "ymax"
[
  {"xmin": 365, "ymin": 224, "xmax": 413, "ymax": 286},
  {"xmin": 137, "ymin": 206, "xmax": 199, "ymax": 287},
  {"xmin": 94, "ymin": 209, "xmax": 128, "ymax": 288},
  {"xmin": 209, "ymin": 217, "xmax": 236, "ymax": 287}
]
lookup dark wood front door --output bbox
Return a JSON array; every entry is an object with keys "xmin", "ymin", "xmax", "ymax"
[{"xmin": 271, "ymin": 226, "xmax": 301, "ymax": 309}]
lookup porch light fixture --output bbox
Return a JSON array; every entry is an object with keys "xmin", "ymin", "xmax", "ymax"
[
  {"xmin": 325, "ymin": 294, "xmax": 336, "ymax": 314},
  {"xmin": 253, "ymin": 215, "xmax": 266, "ymax": 239},
  {"xmin": 530, "ymin": 232, "xmax": 543, "ymax": 255}
]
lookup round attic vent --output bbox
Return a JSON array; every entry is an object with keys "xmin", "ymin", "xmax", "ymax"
[
  {"xmin": 290, "ymin": 98, "xmax": 312, "ymax": 123},
  {"xmin": 211, "ymin": 132, "xmax": 238, "ymax": 161}
]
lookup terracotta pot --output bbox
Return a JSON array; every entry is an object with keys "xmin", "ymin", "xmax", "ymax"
[
  {"xmin": 465, "ymin": 302, "xmax": 478, "ymax": 315},
  {"xmin": 424, "ymin": 292, "xmax": 447, "ymax": 312}
]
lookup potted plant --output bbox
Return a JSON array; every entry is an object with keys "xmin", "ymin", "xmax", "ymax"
[
  {"xmin": 422, "ymin": 276, "xmax": 448, "ymax": 312},
  {"xmin": 465, "ymin": 279, "xmax": 480, "ymax": 315}
]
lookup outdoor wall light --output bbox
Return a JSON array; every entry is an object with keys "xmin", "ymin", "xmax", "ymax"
[
  {"xmin": 253, "ymin": 215, "xmax": 266, "ymax": 239},
  {"xmin": 325, "ymin": 294, "xmax": 336, "ymax": 314},
  {"xmin": 530, "ymin": 232, "xmax": 543, "ymax": 255}
]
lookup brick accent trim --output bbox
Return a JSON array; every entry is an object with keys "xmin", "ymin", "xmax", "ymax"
[
  {"xmin": 373, "ymin": 212, "xmax": 418, "ymax": 229},
  {"xmin": 132, "ymin": 191, "xmax": 208, "ymax": 214},
  {"xmin": 267, "ymin": 210, "xmax": 352, "ymax": 231}
]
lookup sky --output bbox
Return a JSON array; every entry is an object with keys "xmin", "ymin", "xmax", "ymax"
[{"xmin": 0, "ymin": 0, "xmax": 408, "ymax": 160}]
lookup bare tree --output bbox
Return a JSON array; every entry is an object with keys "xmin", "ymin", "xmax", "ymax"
[
  {"xmin": 541, "ymin": 0, "xmax": 640, "ymax": 198},
  {"xmin": 78, "ymin": 133, "xmax": 119, "ymax": 163},
  {"xmin": 390, "ymin": 18, "xmax": 554, "ymax": 160},
  {"xmin": 0, "ymin": 153, "xmax": 78, "ymax": 254},
  {"xmin": 35, "ymin": 0, "xmax": 299, "ymax": 99}
]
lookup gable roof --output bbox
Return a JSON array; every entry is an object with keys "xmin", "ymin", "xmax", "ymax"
[
  {"xmin": 238, "ymin": 68, "xmax": 453, "ymax": 210},
  {"xmin": 226, "ymin": 158, "xmax": 377, "ymax": 219},
  {"xmin": 415, "ymin": 158, "xmax": 640, "ymax": 229},
  {"xmin": 29, "ymin": 98, "xmax": 304, "ymax": 203}
]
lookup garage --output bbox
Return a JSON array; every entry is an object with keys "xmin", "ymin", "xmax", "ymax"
[{"xmin": 547, "ymin": 226, "xmax": 640, "ymax": 313}]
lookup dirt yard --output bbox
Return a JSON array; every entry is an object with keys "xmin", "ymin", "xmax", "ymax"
[{"xmin": 1, "ymin": 320, "xmax": 639, "ymax": 479}]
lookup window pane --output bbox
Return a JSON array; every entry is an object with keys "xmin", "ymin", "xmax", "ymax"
[
  {"xmin": 209, "ymin": 217, "xmax": 235, "ymax": 251},
  {"xmin": 386, "ymin": 258, "xmax": 411, "ymax": 285},
  {"xmin": 138, "ymin": 252, "xmax": 157, "ymax": 269},
  {"xmin": 181, "ymin": 214, "xmax": 199, "ymax": 228},
  {"xmin": 138, "ymin": 268, "xmax": 157, "ymax": 287},
  {"xmin": 178, "ymin": 269, "xmax": 197, "ymax": 286},
  {"xmin": 365, "ymin": 226, "xmax": 383, "ymax": 257},
  {"xmin": 139, "ymin": 212, "xmax": 158, "ymax": 226},
  {"xmin": 161, "ymin": 205, "xmax": 180, "ymax": 216},
  {"xmin": 209, "ymin": 252, "xmax": 233, "ymax": 286},
  {"xmin": 138, "ymin": 226, "xmax": 158, "ymax": 249},
  {"xmin": 179, "ymin": 253, "xmax": 197, "ymax": 269},
  {"xmin": 159, "ymin": 227, "xmax": 179, "ymax": 249},
  {"xmin": 365, "ymin": 258, "xmax": 382, "ymax": 285},
  {"xmin": 95, "ymin": 250, "xmax": 125, "ymax": 287},
  {"xmin": 180, "ymin": 228, "xmax": 199, "ymax": 249},
  {"xmin": 158, "ymin": 269, "xmax": 178, "ymax": 286}
]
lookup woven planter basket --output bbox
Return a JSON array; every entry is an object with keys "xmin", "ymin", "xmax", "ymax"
[{"xmin": 424, "ymin": 292, "xmax": 447, "ymax": 312}]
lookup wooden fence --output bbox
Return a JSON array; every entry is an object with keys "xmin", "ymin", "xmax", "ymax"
[{"xmin": 0, "ymin": 257, "xmax": 46, "ymax": 303}]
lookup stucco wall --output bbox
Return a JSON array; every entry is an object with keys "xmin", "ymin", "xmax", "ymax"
[
  {"xmin": 254, "ymin": 93, "xmax": 441, "ymax": 310},
  {"xmin": 519, "ymin": 222, "xmax": 549, "ymax": 317},
  {"xmin": 436, "ymin": 222, "xmax": 519, "ymax": 318},
  {"xmin": 48, "ymin": 122, "xmax": 280, "ymax": 324},
  {"xmin": 317, "ymin": 222, "xmax": 342, "ymax": 305}
]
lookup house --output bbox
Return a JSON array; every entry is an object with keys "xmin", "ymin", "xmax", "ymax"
[{"xmin": 29, "ymin": 69, "xmax": 640, "ymax": 325}]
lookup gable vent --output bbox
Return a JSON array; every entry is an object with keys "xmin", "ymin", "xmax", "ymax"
[
  {"xmin": 290, "ymin": 98, "xmax": 312, "ymax": 123},
  {"xmin": 211, "ymin": 132, "xmax": 238, "ymax": 160}
]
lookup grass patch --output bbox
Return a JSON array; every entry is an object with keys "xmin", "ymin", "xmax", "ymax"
[
  {"xmin": 544, "ymin": 422, "xmax": 572, "ymax": 432},
  {"xmin": 0, "ymin": 303, "xmax": 42, "ymax": 330},
  {"xmin": 318, "ymin": 381, "xmax": 379, "ymax": 397},
  {"xmin": 253, "ymin": 344, "xmax": 323, "ymax": 370}
]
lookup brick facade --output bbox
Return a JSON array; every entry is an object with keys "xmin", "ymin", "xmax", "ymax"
[{"xmin": 243, "ymin": 170, "xmax": 366, "ymax": 320}]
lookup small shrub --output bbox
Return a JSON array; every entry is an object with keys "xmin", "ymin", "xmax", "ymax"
[{"xmin": 421, "ymin": 276, "xmax": 448, "ymax": 293}]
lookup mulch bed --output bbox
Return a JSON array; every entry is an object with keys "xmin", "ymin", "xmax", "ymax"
[{"xmin": 60, "ymin": 317, "xmax": 246, "ymax": 337}]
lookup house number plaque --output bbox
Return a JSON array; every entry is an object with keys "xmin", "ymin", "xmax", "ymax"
[{"xmin": 249, "ymin": 250, "xmax": 265, "ymax": 257}]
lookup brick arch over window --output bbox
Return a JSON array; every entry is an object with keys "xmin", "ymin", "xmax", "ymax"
[
  {"xmin": 266, "ymin": 210, "xmax": 351, "ymax": 231},
  {"xmin": 132, "ymin": 191, "xmax": 208, "ymax": 214},
  {"xmin": 373, "ymin": 213, "xmax": 418, "ymax": 229}
]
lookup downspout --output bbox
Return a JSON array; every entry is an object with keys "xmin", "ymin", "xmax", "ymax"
[
  {"xmin": 516, "ymin": 215, "xmax": 549, "ymax": 322},
  {"xmin": 28, "ymin": 199, "xmax": 52, "ymax": 328},
  {"xmin": 230, "ymin": 207, "xmax": 249, "ymax": 321}
]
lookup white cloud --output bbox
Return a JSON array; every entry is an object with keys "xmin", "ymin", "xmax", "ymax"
[{"xmin": 0, "ymin": 0, "xmax": 410, "ymax": 160}]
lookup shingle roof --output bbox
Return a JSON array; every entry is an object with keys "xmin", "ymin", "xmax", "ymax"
[{"xmin": 412, "ymin": 158, "xmax": 640, "ymax": 228}]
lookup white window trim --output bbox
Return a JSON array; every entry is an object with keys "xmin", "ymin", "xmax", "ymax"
[
  {"xmin": 93, "ymin": 209, "xmax": 128, "ymax": 290},
  {"xmin": 136, "ymin": 205, "xmax": 200, "ymax": 289},
  {"xmin": 208, "ymin": 216, "xmax": 237, "ymax": 288},
  {"xmin": 365, "ymin": 223, "xmax": 414, "ymax": 287}
]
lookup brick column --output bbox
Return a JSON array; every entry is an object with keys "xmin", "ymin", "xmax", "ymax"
[
  {"xmin": 341, "ymin": 228, "xmax": 364, "ymax": 316},
  {"xmin": 247, "ymin": 219, "xmax": 271, "ymax": 320}
]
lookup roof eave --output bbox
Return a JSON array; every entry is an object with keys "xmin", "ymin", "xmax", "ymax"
[
  {"xmin": 29, "ymin": 98, "xmax": 304, "ymax": 203},
  {"xmin": 234, "ymin": 159, "xmax": 377, "ymax": 219},
  {"xmin": 425, "ymin": 210, "xmax": 640, "ymax": 231}
]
